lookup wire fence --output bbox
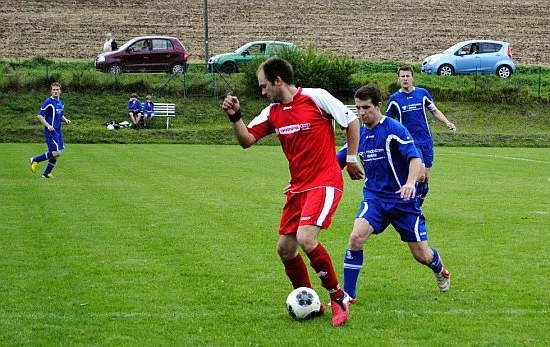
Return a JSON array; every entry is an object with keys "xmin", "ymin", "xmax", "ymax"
[{"xmin": 2, "ymin": 59, "xmax": 549, "ymax": 103}]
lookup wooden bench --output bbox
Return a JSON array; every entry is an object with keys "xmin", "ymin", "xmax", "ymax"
[{"xmin": 153, "ymin": 103, "xmax": 176, "ymax": 129}]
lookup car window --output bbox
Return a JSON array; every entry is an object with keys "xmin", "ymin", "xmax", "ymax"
[
  {"xmin": 129, "ymin": 40, "xmax": 150, "ymax": 52},
  {"xmin": 270, "ymin": 44, "xmax": 287, "ymax": 54},
  {"xmin": 151, "ymin": 39, "xmax": 173, "ymax": 51},
  {"xmin": 247, "ymin": 44, "xmax": 266, "ymax": 55},
  {"xmin": 457, "ymin": 43, "xmax": 480, "ymax": 55},
  {"xmin": 480, "ymin": 43, "xmax": 502, "ymax": 54},
  {"xmin": 457, "ymin": 44, "xmax": 473, "ymax": 55}
]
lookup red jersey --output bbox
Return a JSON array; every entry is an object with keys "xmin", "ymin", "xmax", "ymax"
[{"xmin": 247, "ymin": 87, "xmax": 357, "ymax": 193}]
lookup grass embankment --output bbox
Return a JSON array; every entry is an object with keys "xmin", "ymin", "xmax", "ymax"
[
  {"xmin": 1, "ymin": 92, "xmax": 549, "ymax": 147},
  {"xmin": 1, "ymin": 57, "xmax": 549, "ymax": 147}
]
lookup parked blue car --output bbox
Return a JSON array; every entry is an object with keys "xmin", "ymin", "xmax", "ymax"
[{"xmin": 421, "ymin": 40, "xmax": 515, "ymax": 78}]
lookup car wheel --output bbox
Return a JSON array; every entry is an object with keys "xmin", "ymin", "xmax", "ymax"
[
  {"xmin": 220, "ymin": 62, "xmax": 238, "ymax": 74},
  {"xmin": 171, "ymin": 63, "xmax": 186, "ymax": 74},
  {"xmin": 496, "ymin": 65, "xmax": 512, "ymax": 79},
  {"xmin": 437, "ymin": 64, "xmax": 454, "ymax": 76},
  {"xmin": 108, "ymin": 63, "xmax": 122, "ymax": 74}
]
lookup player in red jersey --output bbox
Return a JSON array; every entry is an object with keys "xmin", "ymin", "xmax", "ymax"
[{"xmin": 222, "ymin": 57, "xmax": 363, "ymax": 326}]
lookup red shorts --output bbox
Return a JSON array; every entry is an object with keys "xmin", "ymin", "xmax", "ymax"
[{"xmin": 279, "ymin": 187, "xmax": 343, "ymax": 235}]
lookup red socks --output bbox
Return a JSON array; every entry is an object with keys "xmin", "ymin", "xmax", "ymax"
[
  {"xmin": 307, "ymin": 243, "xmax": 344, "ymax": 301},
  {"xmin": 283, "ymin": 253, "xmax": 312, "ymax": 289}
]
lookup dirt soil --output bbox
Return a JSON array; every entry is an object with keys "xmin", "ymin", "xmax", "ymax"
[{"xmin": 1, "ymin": 0, "xmax": 548, "ymax": 66}]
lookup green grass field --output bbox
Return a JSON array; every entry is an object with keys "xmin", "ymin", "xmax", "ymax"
[{"xmin": 1, "ymin": 144, "xmax": 548, "ymax": 346}]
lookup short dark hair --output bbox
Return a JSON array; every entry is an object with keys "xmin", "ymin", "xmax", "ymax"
[
  {"xmin": 397, "ymin": 65, "xmax": 414, "ymax": 77},
  {"xmin": 354, "ymin": 84, "xmax": 382, "ymax": 105},
  {"xmin": 258, "ymin": 57, "xmax": 294, "ymax": 85},
  {"xmin": 131, "ymin": 93, "xmax": 137, "ymax": 98}
]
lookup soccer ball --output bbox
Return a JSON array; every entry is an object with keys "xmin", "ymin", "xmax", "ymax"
[{"xmin": 286, "ymin": 287, "xmax": 321, "ymax": 320}]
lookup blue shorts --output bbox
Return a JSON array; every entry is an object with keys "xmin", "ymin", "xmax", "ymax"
[
  {"xmin": 416, "ymin": 142, "xmax": 434, "ymax": 168},
  {"xmin": 144, "ymin": 112, "xmax": 155, "ymax": 118},
  {"xmin": 356, "ymin": 198, "xmax": 427, "ymax": 242},
  {"xmin": 44, "ymin": 128, "xmax": 65, "ymax": 152}
]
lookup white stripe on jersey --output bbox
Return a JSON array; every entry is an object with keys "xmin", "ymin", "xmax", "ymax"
[
  {"xmin": 316, "ymin": 186, "xmax": 335, "ymax": 226},
  {"xmin": 247, "ymin": 103, "xmax": 274, "ymax": 128},
  {"xmin": 301, "ymin": 88, "xmax": 357, "ymax": 127},
  {"xmin": 422, "ymin": 95, "xmax": 433, "ymax": 135},
  {"xmin": 387, "ymin": 100, "xmax": 402, "ymax": 122},
  {"xmin": 41, "ymin": 103, "xmax": 56, "ymax": 126},
  {"xmin": 385, "ymin": 131, "xmax": 415, "ymax": 187}
]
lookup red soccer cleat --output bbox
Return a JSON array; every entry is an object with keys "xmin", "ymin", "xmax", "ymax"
[{"xmin": 330, "ymin": 293, "xmax": 350, "ymax": 326}]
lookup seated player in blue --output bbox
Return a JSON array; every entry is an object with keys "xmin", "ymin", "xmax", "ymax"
[
  {"xmin": 29, "ymin": 82, "xmax": 71, "ymax": 178},
  {"xmin": 386, "ymin": 66, "xmax": 456, "ymax": 206},
  {"xmin": 142, "ymin": 95, "xmax": 155, "ymax": 129},
  {"xmin": 338, "ymin": 84, "xmax": 451, "ymax": 303},
  {"xmin": 128, "ymin": 93, "xmax": 143, "ymax": 129}
]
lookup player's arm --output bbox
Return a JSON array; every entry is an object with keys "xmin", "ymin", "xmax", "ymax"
[
  {"xmin": 431, "ymin": 108, "xmax": 456, "ymax": 133},
  {"xmin": 343, "ymin": 118, "xmax": 364, "ymax": 180},
  {"xmin": 37, "ymin": 114, "xmax": 54, "ymax": 131},
  {"xmin": 336, "ymin": 142, "xmax": 348, "ymax": 170},
  {"xmin": 397, "ymin": 157, "xmax": 422, "ymax": 201},
  {"xmin": 62, "ymin": 115, "xmax": 71, "ymax": 124},
  {"xmin": 222, "ymin": 95, "xmax": 257, "ymax": 148}
]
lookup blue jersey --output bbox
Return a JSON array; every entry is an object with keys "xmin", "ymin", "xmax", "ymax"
[
  {"xmin": 128, "ymin": 99, "xmax": 142, "ymax": 112},
  {"xmin": 38, "ymin": 97, "xmax": 65, "ymax": 130},
  {"xmin": 385, "ymin": 87, "xmax": 437, "ymax": 145},
  {"xmin": 143, "ymin": 101, "xmax": 154, "ymax": 113},
  {"xmin": 338, "ymin": 117, "xmax": 420, "ymax": 202}
]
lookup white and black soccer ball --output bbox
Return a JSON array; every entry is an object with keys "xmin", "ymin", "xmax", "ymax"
[{"xmin": 286, "ymin": 287, "xmax": 321, "ymax": 320}]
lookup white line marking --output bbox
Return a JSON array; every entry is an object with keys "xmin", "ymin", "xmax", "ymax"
[{"xmin": 446, "ymin": 151, "xmax": 550, "ymax": 164}]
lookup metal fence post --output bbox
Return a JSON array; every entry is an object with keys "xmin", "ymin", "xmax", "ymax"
[
  {"xmin": 539, "ymin": 66, "xmax": 542, "ymax": 100},
  {"xmin": 211, "ymin": 64, "xmax": 216, "ymax": 97},
  {"xmin": 183, "ymin": 70, "xmax": 187, "ymax": 98}
]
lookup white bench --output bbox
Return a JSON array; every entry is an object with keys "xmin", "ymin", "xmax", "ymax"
[
  {"xmin": 345, "ymin": 105, "xmax": 358, "ymax": 117},
  {"xmin": 153, "ymin": 103, "xmax": 176, "ymax": 129}
]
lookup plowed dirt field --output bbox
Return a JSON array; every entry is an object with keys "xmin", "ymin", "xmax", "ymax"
[{"xmin": 1, "ymin": 0, "xmax": 548, "ymax": 66}]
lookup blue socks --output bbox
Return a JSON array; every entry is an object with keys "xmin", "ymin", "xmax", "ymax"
[
  {"xmin": 428, "ymin": 247, "xmax": 443, "ymax": 273},
  {"xmin": 43, "ymin": 158, "xmax": 57, "ymax": 176},
  {"xmin": 33, "ymin": 152, "xmax": 53, "ymax": 163},
  {"xmin": 343, "ymin": 249, "xmax": 363, "ymax": 299}
]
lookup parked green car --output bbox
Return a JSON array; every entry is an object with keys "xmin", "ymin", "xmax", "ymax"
[{"xmin": 207, "ymin": 41, "xmax": 298, "ymax": 74}]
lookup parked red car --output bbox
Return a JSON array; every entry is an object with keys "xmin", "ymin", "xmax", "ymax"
[{"xmin": 95, "ymin": 36, "xmax": 188, "ymax": 74}]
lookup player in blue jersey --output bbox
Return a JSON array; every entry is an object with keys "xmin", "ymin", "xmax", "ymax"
[
  {"xmin": 128, "ymin": 93, "xmax": 143, "ymax": 129},
  {"xmin": 386, "ymin": 66, "xmax": 456, "ymax": 206},
  {"xmin": 29, "ymin": 82, "xmax": 71, "ymax": 178},
  {"xmin": 142, "ymin": 95, "xmax": 155, "ymax": 129},
  {"xmin": 338, "ymin": 84, "xmax": 451, "ymax": 302}
]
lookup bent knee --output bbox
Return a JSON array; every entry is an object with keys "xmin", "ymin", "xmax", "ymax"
[
  {"xmin": 412, "ymin": 252, "xmax": 432, "ymax": 265},
  {"xmin": 348, "ymin": 219, "xmax": 373, "ymax": 249}
]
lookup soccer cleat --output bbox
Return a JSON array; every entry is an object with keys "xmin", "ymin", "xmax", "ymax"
[
  {"xmin": 41, "ymin": 173, "xmax": 54, "ymax": 179},
  {"xmin": 29, "ymin": 158, "xmax": 38, "ymax": 173},
  {"xmin": 435, "ymin": 268, "xmax": 451, "ymax": 292},
  {"xmin": 330, "ymin": 292, "xmax": 350, "ymax": 326},
  {"xmin": 349, "ymin": 296, "xmax": 358, "ymax": 304}
]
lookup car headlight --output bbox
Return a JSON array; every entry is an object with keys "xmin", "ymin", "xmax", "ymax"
[
  {"xmin": 426, "ymin": 57, "xmax": 438, "ymax": 65},
  {"xmin": 208, "ymin": 57, "xmax": 219, "ymax": 64},
  {"xmin": 97, "ymin": 56, "xmax": 105, "ymax": 63}
]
